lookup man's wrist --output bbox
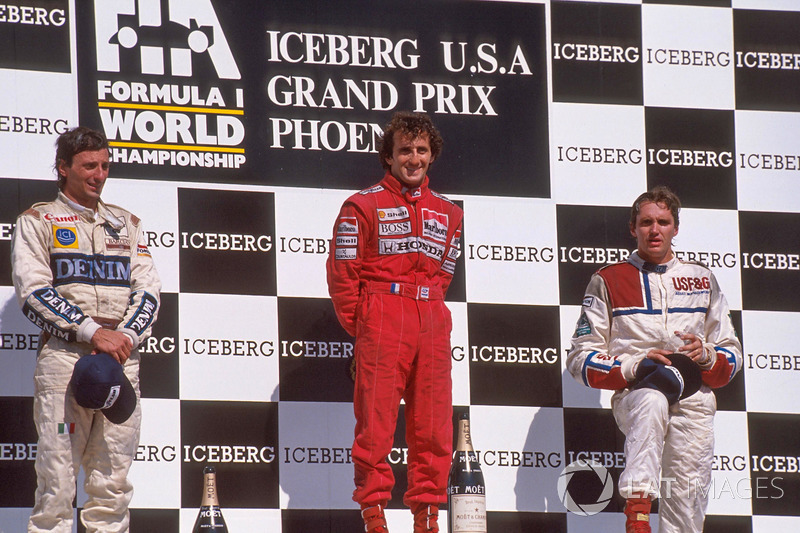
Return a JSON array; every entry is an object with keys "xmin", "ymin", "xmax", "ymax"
[
  {"xmin": 77, "ymin": 318, "xmax": 101, "ymax": 344},
  {"xmin": 621, "ymin": 356, "xmax": 640, "ymax": 382},
  {"xmin": 698, "ymin": 344, "xmax": 716, "ymax": 370},
  {"xmin": 118, "ymin": 328, "xmax": 139, "ymax": 349}
]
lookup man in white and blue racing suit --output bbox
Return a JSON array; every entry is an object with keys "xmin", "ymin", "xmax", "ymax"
[
  {"xmin": 567, "ymin": 186, "xmax": 741, "ymax": 533},
  {"xmin": 11, "ymin": 127, "xmax": 160, "ymax": 533}
]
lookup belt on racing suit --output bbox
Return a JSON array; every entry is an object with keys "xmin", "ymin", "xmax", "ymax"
[
  {"xmin": 92, "ymin": 317, "xmax": 121, "ymax": 330},
  {"xmin": 365, "ymin": 281, "xmax": 443, "ymax": 301},
  {"xmin": 40, "ymin": 316, "xmax": 121, "ymax": 346}
]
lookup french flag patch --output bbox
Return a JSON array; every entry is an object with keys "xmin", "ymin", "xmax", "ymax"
[{"xmin": 390, "ymin": 283, "xmax": 401, "ymax": 295}]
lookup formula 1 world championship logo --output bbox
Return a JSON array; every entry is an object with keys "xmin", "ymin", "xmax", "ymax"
[
  {"xmin": 94, "ymin": 0, "xmax": 240, "ymax": 79},
  {"xmin": 557, "ymin": 459, "xmax": 614, "ymax": 516},
  {"xmin": 84, "ymin": 0, "xmax": 248, "ymax": 173}
]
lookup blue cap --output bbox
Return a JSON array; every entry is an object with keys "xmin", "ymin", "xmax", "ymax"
[
  {"xmin": 70, "ymin": 353, "xmax": 136, "ymax": 424},
  {"xmin": 633, "ymin": 353, "xmax": 702, "ymax": 405}
]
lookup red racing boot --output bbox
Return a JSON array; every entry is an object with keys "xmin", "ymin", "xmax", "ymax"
[
  {"xmin": 361, "ymin": 502, "xmax": 389, "ymax": 533},
  {"xmin": 411, "ymin": 503, "xmax": 439, "ymax": 533},
  {"xmin": 624, "ymin": 495, "xmax": 652, "ymax": 533}
]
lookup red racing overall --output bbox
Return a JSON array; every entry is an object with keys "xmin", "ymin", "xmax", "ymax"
[{"xmin": 327, "ymin": 172, "xmax": 463, "ymax": 508}]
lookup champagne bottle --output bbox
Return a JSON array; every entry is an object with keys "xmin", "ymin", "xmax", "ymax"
[
  {"xmin": 192, "ymin": 466, "xmax": 229, "ymax": 532},
  {"xmin": 447, "ymin": 413, "xmax": 487, "ymax": 533}
]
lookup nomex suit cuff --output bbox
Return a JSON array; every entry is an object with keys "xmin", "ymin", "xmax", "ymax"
[
  {"xmin": 77, "ymin": 318, "xmax": 102, "ymax": 345},
  {"xmin": 621, "ymin": 356, "xmax": 643, "ymax": 382}
]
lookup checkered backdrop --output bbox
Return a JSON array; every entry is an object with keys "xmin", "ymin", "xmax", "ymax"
[{"xmin": 1, "ymin": 0, "xmax": 799, "ymax": 531}]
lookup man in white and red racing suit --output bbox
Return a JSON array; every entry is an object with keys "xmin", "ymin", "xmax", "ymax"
[
  {"xmin": 567, "ymin": 187, "xmax": 741, "ymax": 533},
  {"xmin": 11, "ymin": 127, "xmax": 160, "ymax": 533},
  {"xmin": 327, "ymin": 112, "xmax": 462, "ymax": 533}
]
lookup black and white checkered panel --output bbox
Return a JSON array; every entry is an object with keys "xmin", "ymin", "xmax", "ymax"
[{"xmin": 1, "ymin": 1, "xmax": 799, "ymax": 532}]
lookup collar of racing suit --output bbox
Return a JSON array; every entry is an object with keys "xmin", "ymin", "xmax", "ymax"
[
  {"xmin": 380, "ymin": 172, "xmax": 430, "ymax": 204},
  {"xmin": 57, "ymin": 191, "xmax": 125, "ymax": 231},
  {"xmin": 628, "ymin": 251, "xmax": 678, "ymax": 274}
]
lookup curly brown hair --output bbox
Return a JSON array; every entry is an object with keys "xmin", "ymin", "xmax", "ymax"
[
  {"xmin": 630, "ymin": 185, "xmax": 681, "ymax": 229},
  {"xmin": 378, "ymin": 111, "xmax": 443, "ymax": 170}
]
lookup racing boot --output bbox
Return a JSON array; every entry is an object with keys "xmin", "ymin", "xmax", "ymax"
[
  {"xmin": 361, "ymin": 502, "xmax": 389, "ymax": 533},
  {"xmin": 411, "ymin": 503, "xmax": 439, "ymax": 533},
  {"xmin": 624, "ymin": 494, "xmax": 651, "ymax": 533}
]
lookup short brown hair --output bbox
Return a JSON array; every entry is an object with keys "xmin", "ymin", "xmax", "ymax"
[
  {"xmin": 630, "ymin": 186, "xmax": 681, "ymax": 229},
  {"xmin": 55, "ymin": 127, "xmax": 109, "ymax": 189},
  {"xmin": 378, "ymin": 111, "xmax": 443, "ymax": 170}
]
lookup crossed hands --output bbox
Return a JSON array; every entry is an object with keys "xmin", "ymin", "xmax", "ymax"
[{"xmin": 91, "ymin": 328, "xmax": 133, "ymax": 364}]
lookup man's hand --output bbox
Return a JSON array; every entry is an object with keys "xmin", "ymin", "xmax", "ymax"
[
  {"xmin": 91, "ymin": 329, "xmax": 133, "ymax": 364},
  {"xmin": 646, "ymin": 331, "xmax": 704, "ymax": 365},
  {"xmin": 645, "ymin": 348, "xmax": 673, "ymax": 365},
  {"xmin": 672, "ymin": 331, "xmax": 704, "ymax": 362}
]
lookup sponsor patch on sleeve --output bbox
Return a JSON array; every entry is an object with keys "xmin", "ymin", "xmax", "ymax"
[
  {"xmin": 336, "ymin": 217, "xmax": 358, "ymax": 235},
  {"xmin": 442, "ymin": 259, "xmax": 456, "ymax": 275},
  {"xmin": 582, "ymin": 296, "xmax": 595, "ymax": 308},
  {"xmin": 335, "ymin": 248, "xmax": 357, "ymax": 260},
  {"xmin": 573, "ymin": 311, "xmax": 592, "ymax": 337},
  {"xmin": 447, "ymin": 246, "xmax": 460, "ymax": 261},
  {"xmin": 53, "ymin": 227, "xmax": 78, "ymax": 248},
  {"xmin": 125, "ymin": 291, "xmax": 158, "ymax": 335},
  {"xmin": 335, "ymin": 235, "xmax": 358, "ymax": 247},
  {"xmin": 450, "ymin": 230, "xmax": 461, "ymax": 252}
]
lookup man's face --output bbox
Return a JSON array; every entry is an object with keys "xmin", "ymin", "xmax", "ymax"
[
  {"xmin": 59, "ymin": 149, "xmax": 110, "ymax": 209},
  {"xmin": 385, "ymin": 131, "xmax": 434, "ymax": 188},
  {"xmin": 630, "ymin": 201, "xmax": 678, "ymax": 264}
]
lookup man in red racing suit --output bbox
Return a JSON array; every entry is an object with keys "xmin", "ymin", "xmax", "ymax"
[{"xmin": 327, "ymin": 112, "xmax": 463, "ymax": 533}]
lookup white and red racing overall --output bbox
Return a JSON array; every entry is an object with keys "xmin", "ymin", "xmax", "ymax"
[
  {"xmin": 327, "ymin": 172, "xmax": 463, "ymax": 508},
  {"xmin": 567, "ymin": 252, "xmax": 742, "ymax": 533}
]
